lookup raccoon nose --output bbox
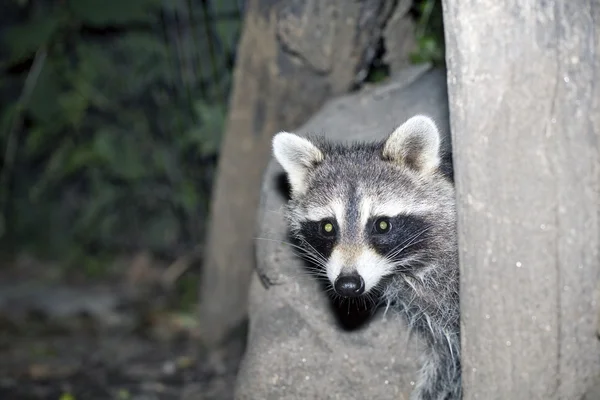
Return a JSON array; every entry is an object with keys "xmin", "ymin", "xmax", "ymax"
[{"xmin": 334, "ymin": 274, "xmax": 365, "ymax": 297}]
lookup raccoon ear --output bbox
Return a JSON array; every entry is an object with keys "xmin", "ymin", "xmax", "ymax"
[
  {"xmin": 382, "ymin": 115, "xmax": 441, "ymax": 174},
  {"xmin": 272, "ymin": 132, "xmax": 324, "ymax": 195}
]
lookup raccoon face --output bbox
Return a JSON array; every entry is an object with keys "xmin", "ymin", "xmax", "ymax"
[{"xmin": 272, "ymin": 116, "xmax": 456, "ymax": 298}]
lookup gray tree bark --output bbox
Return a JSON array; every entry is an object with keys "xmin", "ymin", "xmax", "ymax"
[
  {"xmin": 443, "ymin": 1, "xmax": 600, "ymax": 398},
  {"xmin": 199, "ymin": 0, "xmax": 415, "ymax": 345}
]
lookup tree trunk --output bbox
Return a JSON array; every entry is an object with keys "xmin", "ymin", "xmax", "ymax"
[
  {"xmin": 443, "ymin": 1, "xmax": 600, "ymax": 398},
  {"xmin": 198, "ymin": 0, "xmax": 413, "ymax": 345}
]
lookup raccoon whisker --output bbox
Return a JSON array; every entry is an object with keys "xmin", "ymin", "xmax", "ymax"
[
  {"xmin": 444, "ymin": 332, "xmax": 455, "ymax": 361},
  {"xmin": 389, "ymin": 252, "xmax": 437, "ymax": 276},
  {"xmin": 384, "ymin": 227, "xmax": 432, "ymax": 260},
  {"xmin": 254, "ymin": 237, "xmax": 329, "ymax": 267},
  {"xmin": 386, "ymin": 262, "xmax": 417, "ymax": 275},
  {"xmin": 364, "ymin": 295, "xmax": 377, "ymax": 312},
  {"xmin": 284, "ymin": 264, "xmax": 331, "ymax": 287},
  {"xmin": 391, "ymin": 264, "xmax": 416, "ymax": 273},
  {"xmin": 374, "ymin": 295, "xmax": 388, "ymax": 311},
  {"xmin": 295, "ymin": 257, "xmax": 330, "ymax": 276},
  {"xmin": 297, "ymin": 239, "xmax": 329, "ymax": 264},
  {"xmin": 401, "ymin": 292, "xmax": 419, "ymax": 313},
  {"xmin": 254, "ymin": 237, "xmax": 334, "ymax": 284},
  {"xmin": 254, "ymin": 236, "xmax": 305, "ymax": 250},
  {"xmin": 286, "ymin": 252, "xmax": 328, "ymax": 275},
  {"xmin": 359, "ymin": 292, "xmax": 373, "ymax": 311},
  {"xmin": 301, "ymin": 268, "xmax": 330, "ymax": 281},
  {"xmin": 293, "ymin": 252, "xmax": 328, "ymax": 269},
  {"xmin": 253, "ymin": 236, "xmax": 320, "ymax": 260},
  {"xmin": 300, "ymin": 261, "xmax": 327, "ymax": 272},
  {"xmin": 292, "ymin": 238, "xmax": 330, "ymax": 267},
  {"xmin": 424, "ymin": 313, "xmax": 435, "ymax": 338},
  {"xmin": 296, "ymin": 256, "xmax": 329, "ymax": 272},
  {"xmin": 383, "ymin": 299, "xmax": 392, "ymax": 318},
  {"xmin": 324, "ymin": 285, "xmax": 337, "ymax": 295},
  {"xmin": 368, "ymin": 292, "xmax": 383, "ymax": 312},
  {"xmin": 414, "ymin": 302, "xmax": 439, "ymax": 333},
  {"xmin": 387, "ymin": 227, "xmax": 431, "ymax": 255},
  {"xmin": 327, "ymin": 289, "xmax": 344, "ymax": 303},
  {"xmin": 385, "ymin": 239, "xmax": 428, "ymax": 262}
]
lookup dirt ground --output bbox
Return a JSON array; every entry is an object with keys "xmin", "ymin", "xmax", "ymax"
[{"xmin": 0, "ymin": 254, "xmax": 245, "ymax": 400}]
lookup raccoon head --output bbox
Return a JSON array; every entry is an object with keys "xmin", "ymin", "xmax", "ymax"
[{"xmin": 272, "ymin": 115, "xmax": 456, "ymax": 299}]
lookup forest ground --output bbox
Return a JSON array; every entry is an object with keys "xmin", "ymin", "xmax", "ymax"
[{"xmin": 0, "ymin": 254, "xmax": 244, "ymax": 400}]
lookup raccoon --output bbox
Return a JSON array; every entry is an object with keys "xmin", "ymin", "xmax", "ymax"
[{"xmin": 271, "ymin": 115, "xmax": 460, "ymax": 400}]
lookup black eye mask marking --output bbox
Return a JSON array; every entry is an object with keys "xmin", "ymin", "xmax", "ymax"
[
  {"xmin": 295, "ymin": 214, "xmax": 431, "ymax": 271},
  {"xmin": 368, "ymin": 215, "xmax": 431, "ymax": 261},
  {"xmin": 298, "ymin": 218, "xmax": 338, "ymax": 259}
]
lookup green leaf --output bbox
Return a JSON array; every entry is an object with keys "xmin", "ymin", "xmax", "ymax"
[
  {"xmin": 26, "ymin": 62, "xmax": 63, "ymax": 124},
  {"xmin": 58, "ymin": 91, "xmax": 89, "ymax": 129},
  {"xmin": 29, "ymin": 140, "xmax": 74, "ymax": 199},
  {"xmin": 179, "ymin": 181, "xmax": 199, "ymax": 213},
  {"xmin": 74, "ymin": 179, "xmax": 117, "ymax": 233},
  {"xmin": 63, "ymin": 145, "xmax": 103, "ymax": 175},
  {"xmin": 191, "ymin": 101, "xmax": 225, "ymax": 156},
  {"xmin": 410, "ymin": 34, "xmax": 444, "ymax": 65},
  {"xmin": 22, "ymin": 126, "xmax": 49, "ymax": 158},
  {"xmin": 212, "ymin": 0, "xmax": 243, "ymax": 51},
  {"xmin": 75, "ymin": 34, "xmax": 170, "ymax": 103},
  {"xmin": 0, "ymin": 103, "xmax": 19, "ymax": 139},
  {"xmin": 2, "ymin": 11, "xmax": 65, "ymax": 64},
  {"xmin": 59, "ymin": 392, "xmax": 76, "ymax": 400}
]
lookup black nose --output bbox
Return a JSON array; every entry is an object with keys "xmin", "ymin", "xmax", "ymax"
[{"xmin": 334, "ymin": 274, "xmax": 365, "ymax": 297}]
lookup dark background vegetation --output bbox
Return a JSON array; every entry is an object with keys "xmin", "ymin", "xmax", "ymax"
[
  {"xmin": 0, "ymin": 0, "xmax": 444, "ymax": 398},
  {"xmin": 0, "ymin": 0, "xmax": 242, "ymax": 272}
]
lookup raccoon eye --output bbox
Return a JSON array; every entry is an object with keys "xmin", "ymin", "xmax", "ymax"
[
  {"xmin": 374, "ymin": 217, "xmax": 392, "ymax": 234},
  {"xmin": 320, "ymin": 220, "xmax": 336, "ymax": 237}
]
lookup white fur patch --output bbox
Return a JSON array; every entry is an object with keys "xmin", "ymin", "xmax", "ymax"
[
  {"xmin": 326, "ymin": 246, "xmax": 393, "ymax": 293},
  {"xmin": 383, "ymin": 115, "xmax": 441, "ymax": 174},
  {"xmin": 326, "ymin": 247, "xmax": 345, "ymax": 284},
  {"xmin": 360, "ymin": 195, "xmax": 436, "ymax": 223},
  {"xmin": 355, "ymin": 248, "xmax": 394, "ymax": 292},
  {"xmin": 370, "ymin": 198, "xmax": 437, "ymax": 217},
  {"xmin": 272, "ymin": 132, "xmax": 324, "ymax": 195},
  {"xmin": 359, "ymin": 196, "xmax": 372, "ymax": 228},
  {"xmin": 304, "ymin": 199, "xmax": 345, "ymax": 229}
]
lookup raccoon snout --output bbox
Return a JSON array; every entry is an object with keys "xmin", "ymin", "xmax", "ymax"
[{"xmin": 334, "ymin": 274, "xmax": 365, "ymax": 297}]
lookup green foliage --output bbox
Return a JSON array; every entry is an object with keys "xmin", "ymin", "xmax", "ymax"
[
  {"xmin": 59, "ymin": 393, "xmax": 76, "ymax": 400},
  {"xmin": 411, "ymin": 0, "xmax": 446, "ymax": 66},
  {"xmin": 176, "ymin": 273, "xmax": 200, "ymax": 311},
  {"xmin": 364, "ymin": 0, "xmax": 446, "ymax": 85},
  {"xmin": 0, "ymin": 0, "xmax": 241, "ymax": 267},
  {"xmin": 2, "ymin": 11, "xmax": 63, "ymax": 65},
  {"xmin": 365, "ymin": 65, "xmax": 390, "ymax": 84}
]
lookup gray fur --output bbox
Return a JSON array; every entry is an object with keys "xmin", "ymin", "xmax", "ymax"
[{"xmin": 272, "ymin": 115, "xmax": 461, "ymax": 400}]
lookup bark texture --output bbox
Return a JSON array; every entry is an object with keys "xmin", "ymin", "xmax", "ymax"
[
  {"xmin": 199, "ymin": 0, "xmax": 413, "ymax": 344},
  {"xmin": 443, "ymin": 1, "xmax": 600, "ymax": 398}
]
